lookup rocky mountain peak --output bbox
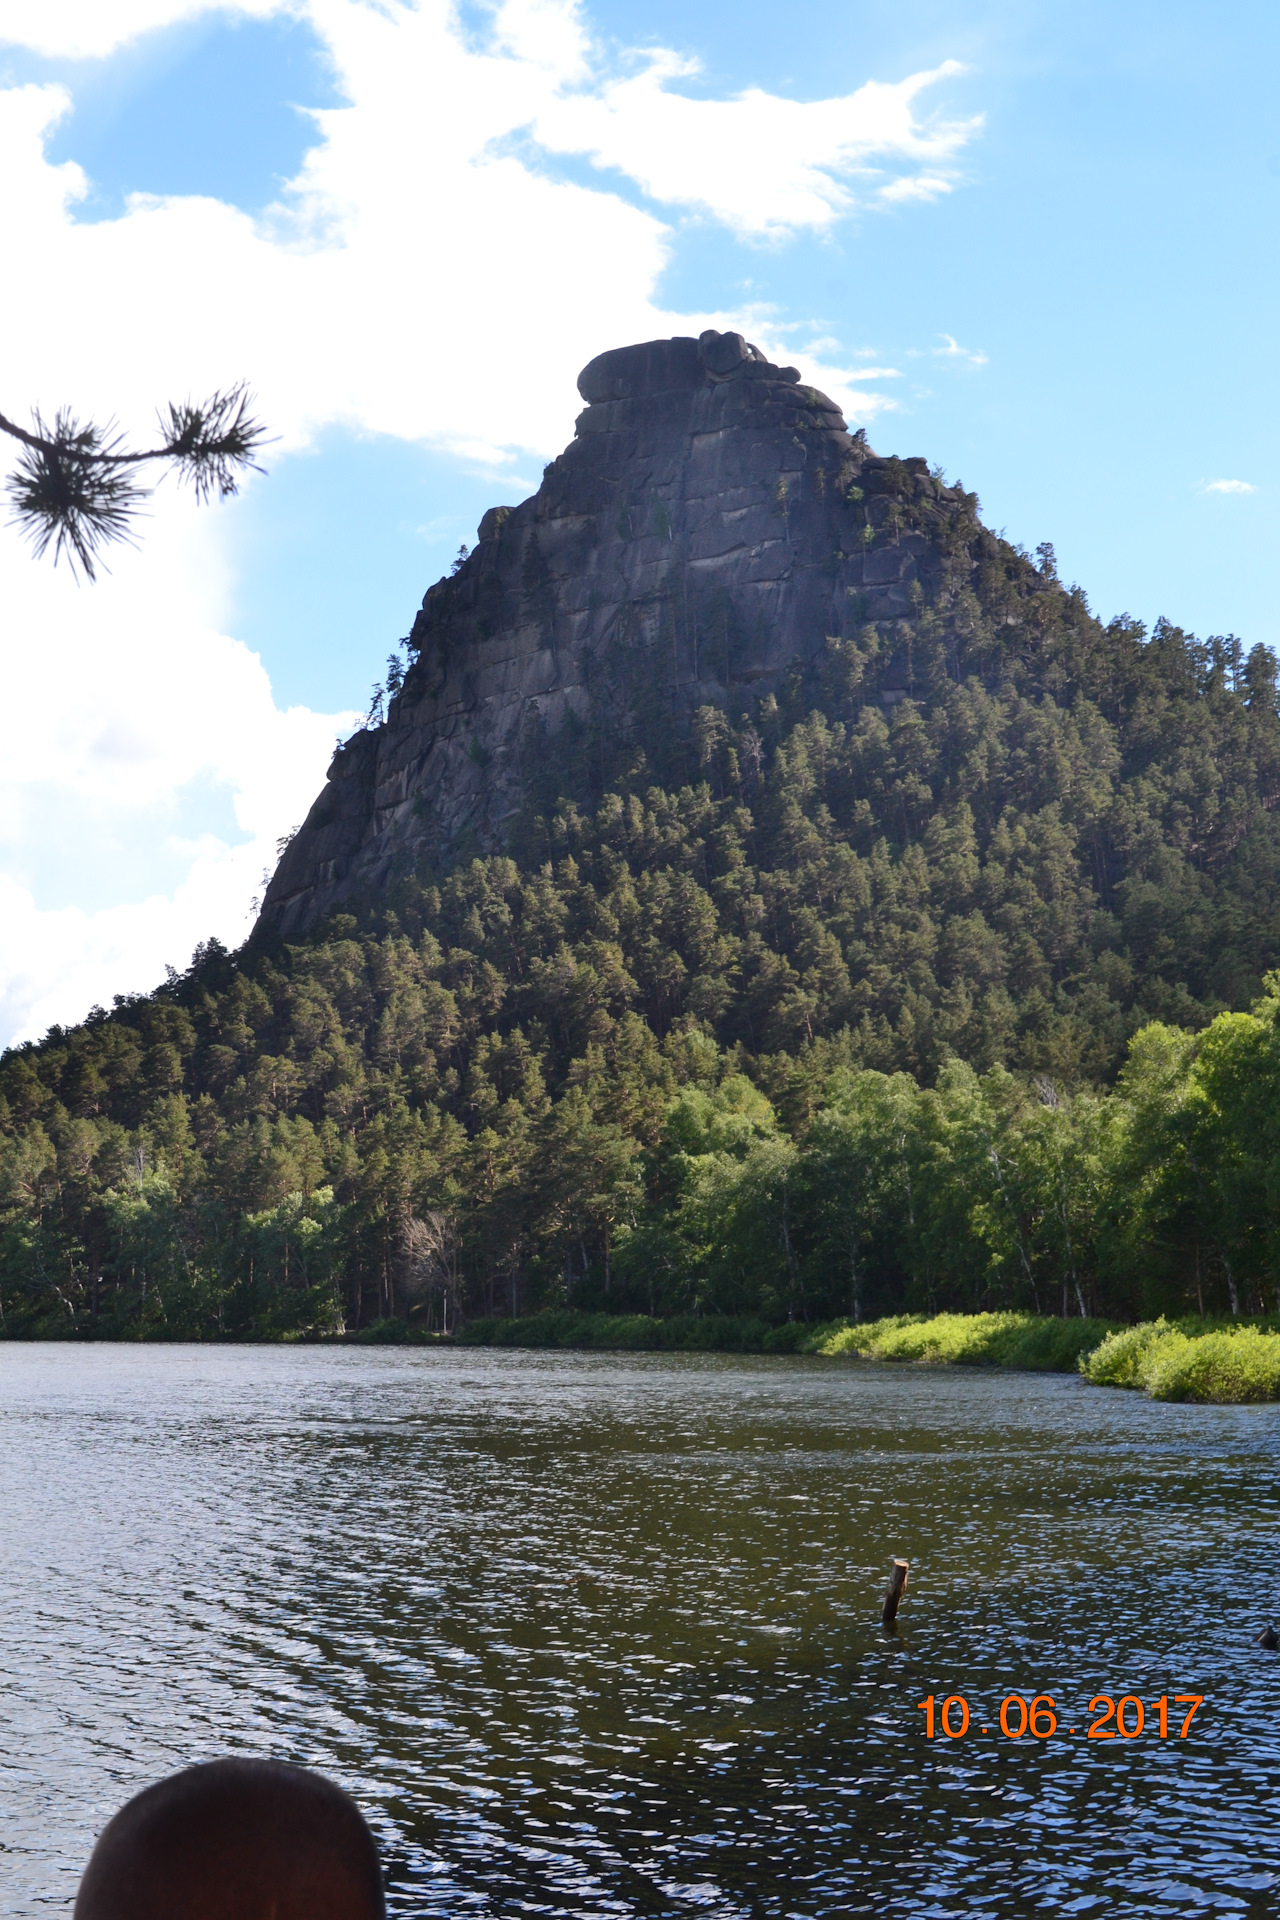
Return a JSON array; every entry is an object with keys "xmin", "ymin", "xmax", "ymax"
[{"xmin": 257, "ymin": 332, "xmax": 962, "ymax": 940}]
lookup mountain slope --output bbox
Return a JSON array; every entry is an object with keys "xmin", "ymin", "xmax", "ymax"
[
  {"xmin": 3, "ymin": 334, "xmax": 1280, "ymax": 1336},
  {"xmin": 262, "ymin": 329, "xmax": 1011, "ymax": 936}
]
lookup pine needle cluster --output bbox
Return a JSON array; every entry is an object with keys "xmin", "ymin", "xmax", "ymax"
[{"xmin": 0, "ymin": 382, "xmax": 268, "ymax": 580}]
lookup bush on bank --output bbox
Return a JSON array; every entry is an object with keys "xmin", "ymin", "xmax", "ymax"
[
  {"xmin": 456, "ymin": 1311, "xmax": 778, "ymax": 1352},
  {"xmin": 1082, "ymin": 1318, "xmax": 1280, "ymax": 1402},
  {"xmin": 801, "ymin": 1311, "xmax": 1116, "ymax": 1370}
]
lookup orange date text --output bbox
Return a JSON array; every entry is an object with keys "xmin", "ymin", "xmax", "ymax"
[{"xmin": 915, "ymin": 1693, "xmax": 1204, "ymax": 1740}]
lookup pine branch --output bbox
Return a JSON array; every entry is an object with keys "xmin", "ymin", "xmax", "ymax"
[
  {"xmin": 2, "ymin": 408, "xmax": 147, "ymax": 582},
  {"xmin": 152, "ymin": 384, "xmax": 270, "ymax": 504},
  {"xmin": 0, "ymin": 383, "xmax": 269, "ymax": 581}
]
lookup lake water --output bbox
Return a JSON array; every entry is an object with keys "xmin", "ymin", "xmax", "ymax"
[{"xmin": 1, "ymin": 1346, "xmax": 1278, "ymax": 1918}]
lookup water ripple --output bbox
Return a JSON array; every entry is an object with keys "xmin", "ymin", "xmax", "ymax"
[{"xmin": 1, "ymin": 1347, "xmax": 1278, "ymax": 1916}]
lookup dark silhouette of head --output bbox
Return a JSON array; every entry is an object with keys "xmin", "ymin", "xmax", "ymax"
[{"xmin": 74, "ymin": 1758, "xmax": 385, "ymax": 1920}]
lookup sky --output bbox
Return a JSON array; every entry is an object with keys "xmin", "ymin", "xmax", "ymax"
[{"xmin": 0, "ymin": 0, "xmax": 1276, "ymax": 1048}]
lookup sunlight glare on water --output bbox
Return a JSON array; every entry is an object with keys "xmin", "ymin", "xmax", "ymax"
[{"xmin": 1, "ymin": 1345, "xmax": 1278, "ymax": 1917}]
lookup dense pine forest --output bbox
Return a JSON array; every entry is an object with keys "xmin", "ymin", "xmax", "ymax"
[{"xmin": 5, "ymin": 467, "xmax": 1280, "ymax": 1338}]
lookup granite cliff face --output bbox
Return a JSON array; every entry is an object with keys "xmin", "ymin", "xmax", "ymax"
[{"xmin": 258, "ymin": 329, "xmax": 961, "ymax": 939}]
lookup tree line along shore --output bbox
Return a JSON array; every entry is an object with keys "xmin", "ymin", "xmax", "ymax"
[
  {"xmin": 5, "ymin": 520, "xmax": 1280, "ymax": 1392},
  {"xmin": 3, "ymin": 934, "xmax": 1280, "ymax": 1398}
]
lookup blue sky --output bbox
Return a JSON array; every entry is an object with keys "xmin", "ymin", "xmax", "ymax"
[{"xmin": 0, "ymin": 0, "xmax": 1275, "ymax": 1041}]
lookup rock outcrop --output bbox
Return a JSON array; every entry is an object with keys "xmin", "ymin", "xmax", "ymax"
[{"xmin": 257, "ymin": 330, "xmax": 958, "ymax": 939}]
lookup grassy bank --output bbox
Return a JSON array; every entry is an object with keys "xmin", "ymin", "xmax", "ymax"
[
  {"xmin": 456, "ymin": 1309, "xmax": 1280, "ymax": 1400},
  {"xmin": 1081, "ymin": 1318, "xmax": 1280, "ymax": 1402},
  {"xmin": 456, "ymin": 1308, "xmax": 1113, "ymax": 1371}
]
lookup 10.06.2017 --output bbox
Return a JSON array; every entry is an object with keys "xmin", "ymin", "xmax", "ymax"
[{"xmin": 916, "ymin": 1694, "xmax": 1204, "ymax": 1739}]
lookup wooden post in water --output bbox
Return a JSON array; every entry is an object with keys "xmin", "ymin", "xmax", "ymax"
[{"xmin": 882, "ymin": 1557, "xmax": 909, "ymax": 1626}]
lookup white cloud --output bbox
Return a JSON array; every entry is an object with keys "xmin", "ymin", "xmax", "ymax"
[
  {"xmin": 2, "ymin": 858, "xmax": 263, "ymax": 1049},
  {"xmin": 531, "ymin": 55, "xmax": 978, "ymax": 237},
  {"xmin": 1202, "ymin": 478, "xmax": 1257, "ymax": 495},
  {"xmin": 878, "ymin": 172, "xmax": 954, "ymax": 204},
  {"xmin": 932, "ymin": 332, "xmax": 987, "ymax": 368},
  {"xmin": 0, "ymin": 0, "xmax": 979, "ymax": 1045},
  {"xmin": 799, "ymin": 359, "xmax": 901, "ymax": 424},
  {"xmin": 0, "ymin": 0, "xmax": 978, "ymax": 459},
  {"xmin": 0, "ymin": 0, "xmax": 282, "ymax": 60},
  {"xmin": 0, "ymin": 499, "xmax": 356, "ymax": 1044}
]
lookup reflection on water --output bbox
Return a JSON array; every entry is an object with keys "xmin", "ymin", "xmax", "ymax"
[{"xmin": 1, "ymin": 1345, "xmax": 1278, "ymax": 1917}]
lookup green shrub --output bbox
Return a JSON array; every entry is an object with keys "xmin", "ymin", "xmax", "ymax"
[
  {"xmin": 985, "ymin": 1316, "xmax": 1118, "ymax": 1370},
  {"xmin": 351, "ymin": 1317, "xmax": 432, "ymax": 1344},
  {"xmin": 1080, "ymin": 1319, "xmax": 1280, "ymax": 1401},
  {"xmin": 1143, "ymin": 1325, "xmax": 1280, "ymax": 1403},
  {"xmin": 456, "ymin": 1310, "xmax": 774, "ymax": 1352},
  {"xmin": 762, "ymin": 1321, "xmax": 821, "ymax": 1353},
  {"xmin": 804, "ymin": 1311, "xmax": 1115, "ymax": 1372},
  {"xmin": 871, "ymin": 1312, "xmax": 1031, "ymax": 1364},
  {"xmin": 799, "ymin": 1314, "xmax": 912, "ymax": 1356},
  {"xmin": 665, "ymin": 1314, "xmax": 773, "ymax": 1351},
  {"xmin": 1078, "ymin": 1318, "xmax": 1176, "ymax": 1387}
]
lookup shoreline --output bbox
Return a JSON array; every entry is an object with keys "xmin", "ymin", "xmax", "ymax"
[
  {"xmin": 4, "ymin": 1309, "xmax": 1279, "ymax": 1402},
  {"xmin": 453, "ymin": 1308, "xmax": 1280, "ymax": 1402}
]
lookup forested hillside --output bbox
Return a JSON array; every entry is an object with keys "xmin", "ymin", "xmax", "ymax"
[{"xmin": 5, "ymin": 462, "xmax": 1280, "ymax": 1337}]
